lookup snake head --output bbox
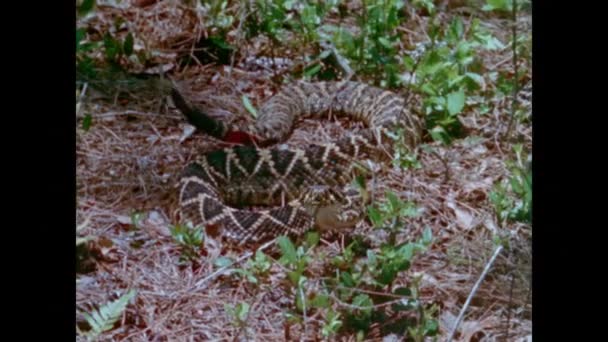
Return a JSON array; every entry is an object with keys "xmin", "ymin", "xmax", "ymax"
[{"xmin": 314, "ymin": 204, "xmax": 361, "ymax": 232}]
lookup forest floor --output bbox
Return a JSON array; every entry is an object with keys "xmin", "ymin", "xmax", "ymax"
[{"xmin": 76, "ymin": 1, "xmax": 531, "ymax": 341}]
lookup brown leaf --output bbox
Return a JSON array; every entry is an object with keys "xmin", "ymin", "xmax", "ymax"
[{"xmin": 446, "ymin": 200, "xmax": 474, "ymax": 230}]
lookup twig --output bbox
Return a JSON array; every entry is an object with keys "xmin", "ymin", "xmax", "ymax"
[
  {"xmin": 76, "ymin": 213, "xmax": 92, "ymax": 233},
  {"xmin": 299, "ymin": 286, "xmax": 307, "ymax": 342},
  {"xmin": 191, "ymin": 238, "xmax": 277, "ymax": 291},
  {"xmin": 447, "ymin": 245, "xmax": 503, "ymax": 342},
  {"xmin": 328, "ymin": 283, "xmax": 410, "ymax": 300},
  {"xmin": 505, "ymin": 262, "xmax": 516, "ymax": 340},
  {"xmin": 77, "ymin": 82, "xmax": 88, "ymax": 118},
  {"xmin": 96, "ymin": 110, "xmax": 181, "ymax": 120},
  {"xmin": 329, "ymin": 294, "xmax": 406, "ymax": 311}
]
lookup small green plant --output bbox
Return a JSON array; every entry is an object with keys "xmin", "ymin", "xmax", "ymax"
[
  {"xmin": 277, "ymin": 233, "xmax": 320, "ymax": 313},
  {"xmin": 80, "ymin": 289, "xmax": 137, "ymax": 339},
  {"xmin": 367, "ymin": 191, "xmax": 420, "ymax": 243},
  {"xmin": 322, "ymin": 0, "xmax": 406, "ymax": 87},
  {"xmin": 277, "ymin": 232, "xmax": 319, "ymax": 288},
  {"xmin": 77, "ymin": 0, "xmax": 138, "ymax": 83},
  {"xmin": 244, "ymin": 0, "xmax": 287, "ymax": 43},
  {"xmin": 276, "ymin": 232, "xmax": 338, "ymax": 332},
  {"xmin": 231, "ymin": 250, "xmax": 273, "ymax": 285},
  {"xmin": 408, "ymin": 16, "xmax": 503, "ymax": 144},
  {"xmin": 490, "ymin": 144, "xmax": 531, "ymax": 224},
  {"xmin": 76, "ymin": 27, "xmax": 102, "ymax": 80},
  {"xmin": 406, "ymin": 276, "xmax": 439, "ymax": 341},
  {"xmin": 387, "ymin": 128, "xmax": 423, "ymax": 170},
  {"xmin": 246, "ymin": 250, "xmax": 272, "ymax": 277},
  {"xmin": 330, "ymin": 227, "xmax": 434, "ymax": 336},
  {"xmin": 321, "ymin": 309, "xmax": 343, "ymax": 337},
  {"xmin": 170, "ymin": 223, "xmax": 204, "ymax": 264},
  {"xmin": 225, "ymin": 301, "xmax": 251, "ymax": 329},
  {"xmin": 203, "ymin": 0, "xmax": 235, "ymax": 31},
  {"xmin": 102, "ymin": 31, "xmax": 135, "ymax": 68},
  {"xmin": 242, "ymin": 0, "xmax": 337, "ymax": 81},
  {"xmin": 267, "ymin": 203, "xmax": 435, "ymax": 338}
]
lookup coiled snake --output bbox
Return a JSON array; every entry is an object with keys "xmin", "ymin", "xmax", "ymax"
[{"xmin": 171, "ymin": 81, "xmax": 424, "ymax": 245}]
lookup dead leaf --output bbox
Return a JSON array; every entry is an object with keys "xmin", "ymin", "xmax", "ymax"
[
  {"xmin": 116, "ymin": 215, "xmax": 132, "ymax": 225},
  {"xmin": 142, "ymin": 210, "xmax": 172, "ymax": 237},
  {"xmin": 179, "ymin": 124, "xmax": 196, "ymax": 143},
  {"xmin": 484, "ymin": 218, "xmax": 498, "ymax": 234},
  {"xmin": 446, "ymin": 200, "xmax": 474, "ymax": 230}
]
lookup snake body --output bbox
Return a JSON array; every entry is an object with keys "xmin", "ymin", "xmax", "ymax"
[{"xmin": 173, "ymin": 81, "xmax": 423, "ymax": 244}]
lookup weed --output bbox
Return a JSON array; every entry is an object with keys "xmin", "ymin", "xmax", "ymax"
[
  {"xmin": 490, "ymin": 144, "xmax": 531, "ymax": 224},
  {"xmin": 170, "ymin": 223, "xmax": 205, "ymax": 264}
]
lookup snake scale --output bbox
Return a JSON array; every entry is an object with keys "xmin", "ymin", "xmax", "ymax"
[{"xmin": 171, "ymin": 81, "xmax": 424, "ymax": 245}]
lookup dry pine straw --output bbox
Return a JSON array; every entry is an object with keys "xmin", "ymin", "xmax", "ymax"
[
  {"xmin": 76, "ymin": 3, "xmax": 531, "ymax": 341},
  {"xmin": 76, "ymin": 68, "xmax": 531, "ymax": 341}
]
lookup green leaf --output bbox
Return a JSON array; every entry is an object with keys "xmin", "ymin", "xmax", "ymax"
[
  {"xmin": 378, "ymin": 264, "xmax": 399, "ymax": 285},
  {"xmin": 305, "ymin": 231, "xmax": 320, "ymax": 248},
  {"xmin": 386, "ymin": 191, "xmax": 401, "ymax": 213},
  {"xmin": 393, "ymin": 287, "xmax": 412, "ymax": 297},
  {"xmin": 424, "ymin": 318, "xmax": 439, "ymax": 336},
  {"xmin": 352, "ymin": 294, "xmax": 373, "ymax": 313},
  {"xmin": 455, "ymin": 42, "xmax": 474, "ymax": 66},
  {"xmin": 474, "ymin": 30, "xmax": 505, "ymax": 50},
  {"xmin": 412, "ymin": 0, "xmax": 435, "ymax": 14},
  {"xmin": 241, "ymin": 95, "xmax": 258, "ymax": 118},
  {"xmin": 378, "ymin": 37, "xmax": 393, "ymax": 49},
  {"xmin": 82, "ymin": 289, "xmax": 136, "ymax": 337},
  {"xmin": 398, "ymin": 243, "xmax": 415, "ymax": 261},
  {"xmin": 277, "ymin": 236, "xmax": 297, "ymax": 264},
  {"xmin": 236, "ymin": 302, "xmax": 250, "ymax": 321},
  {"xmin": 448, "ymin": 17, "xmax": 464, "ymax": 41},
  {"xmin": 303, "ymin": 63, "xmax": 322, "ymax": 78},
  {"xmin": 402, "ymin": 55, "xmax": 415, "ymax": 70},
  {"xmin": 354, "ymin": 174, "xmax": 366, "ymax": 190},
  {"xmin": 214, "ymin": 256, "xmax": 234, "ymax": 268},
  {"xmin": 311, "ymin": 294, "xmax": 330, "ymax": 308},
  {"xmin": 464, "ymin": 72, "xmax": 486, "ymax": 89},
  {"xmin": 318, "ymin": 49, "xmax": 332, "ymax": 60},
  {"xmin": 483, "ymin": 0, "xmax": 511, "ymax": 11},
  {"xmin": 78, "ymin": 0, "xmax": 96, "ymax": 17},
  {"xmin": 123, "ymin": 33, "xmax": 134, "ymax": 56},
  {"xmin": 399, "ymin": 203, "xmax": 419, "ymax": 218},
  {"xmin": 209, "ymin": 36, "xmax": 234, "ymax": 51},
  {"xmin": 366, "ymin": 250, "xmax": 377, "ymax": 268},
  {"xmin": 322, "ymin": 310, "xmax": 342, "ymax": 336},
  {"xmin": 446, "ymin": 90, "xmax": 465, "ymax": 116},
  {"xmin": 82, "ymin": 114, "xmax": 92, "ymax": 131},
  {"xmin": 419, "ymin": 50, "xmax": 442, "ymax": 75},
  {"xmin": 103, "ymin": 33, "xmax": 121, "ymax": 62},
  {"xmin": 301, "ymin": 4, "xmax": 321, "ymax": 27},
  {"xmin": 340, "ymin": 272, "xmax": 355, "ymax": 287},
  {"xmin": 422, "ymin": 226, "xmax": 433, "ymax": 245},
  {"xmin": 76, "ymin": 28, "xmax": 86, "ymax": 48},
  {"xmin": 367, "ymin": 206, "xmax": 383, "ymax": 227},
  {"xmin": 429, "ymin": 126, "xmax": 450, "ymax": 144},
  {"xmin": 232, "ymin": 268, "xmax": 258, "ymax": 284}
]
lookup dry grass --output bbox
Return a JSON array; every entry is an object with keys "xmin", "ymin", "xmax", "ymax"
[{"xmin": 77, "ymin": 1, "xmax": 531, "ymax": 341}]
